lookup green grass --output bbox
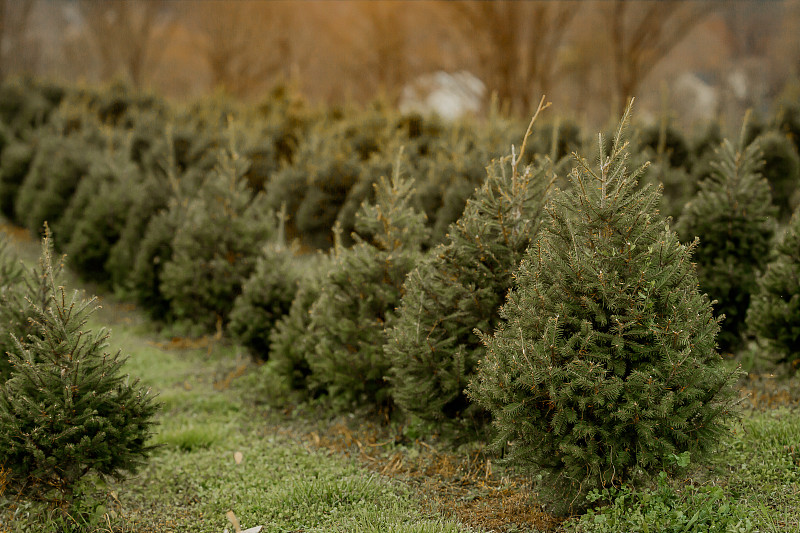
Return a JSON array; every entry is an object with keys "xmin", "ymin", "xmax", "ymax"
[{"xmin": 563, "ymin": 406, "xmax": 800, "ymax": 533}]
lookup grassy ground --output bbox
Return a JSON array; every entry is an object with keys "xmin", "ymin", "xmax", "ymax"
[{"xmin": 2, "ymin": 223, "xmax": 800, "ymax": 532}]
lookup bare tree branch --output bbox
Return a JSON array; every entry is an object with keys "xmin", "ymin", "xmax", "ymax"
[
  {"xmin": 450, "ymin": 1, "xmax": 581, "ymax": 113},
  {"xmin": 77, "ymin": 0, "xmax": 175, "ymax": 87},
  {"xmin": 184, "ymin": 0, "xmax": 294, "ymax": 97},
  {"xmin": 604, "ymin": 0, "xmax": 719, "ymax": 114}
]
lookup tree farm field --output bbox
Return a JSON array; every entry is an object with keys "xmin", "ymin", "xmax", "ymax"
[{"xmin": 1, "ymin": 222, "xmax": 799, "ymax": 533}]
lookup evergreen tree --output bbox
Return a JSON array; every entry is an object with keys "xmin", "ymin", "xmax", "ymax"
[
  {"xmin": 747, "ymin": 208, "xmax": 800, "ymax": 371},
  {"xmin": 228, "ymin": 208, "xmax": 301, "ymax": 360},
  {"xmin": 159, "ymin": 139, "xmax": 275, "ymax": 332},
  {"xmin": 0, "ymin": 233, "xmax": 158, "ymax": 506},
  {"xmin": 0, "ymin": 231, "xmax": 24, "ymax": 288},
  {"xmin": 14, "ymin": 129, "xmax": 99, "ymax": 233},
  {"xmin": 267, "ymin": 254, "xmax": 332, "ymax": 395},
  {"xmin": 0, "ymin": 233, "xmax": 25, "ymax": 380},
  {"xmin": 56, "ymin": 149, "xmax": 144, "ymax": 286},
  {"xmin": 0, "ymin": 140, "xmax": 36, "ymax": 220},
  {"xmin": 676, "ymin": 120, "xmax": 775, "ymax": 353},
  {"xmin": 0, "ymin": 226, "xmax": 62, "ymax": 382},
  {"xmin": 307, "ymin": 156, "xmax": 428, "ymax": 408},
  {"xmin": 387, "ymin": 101, "xmax": 555, "ymax": 438},
  {"xmin": 468, "ymin": 104, "xmax": 740, "ymax": 515},
  {"xmin": 754, "ymin": 130, "xmax": 800, "ymax": 222}
]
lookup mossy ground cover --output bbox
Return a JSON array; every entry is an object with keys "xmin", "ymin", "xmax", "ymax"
[{"xmin": 2, "ymin": 222, "xmax": 800, "ymax": 532}]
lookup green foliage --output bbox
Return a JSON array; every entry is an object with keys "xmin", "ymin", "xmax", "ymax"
[
  {"xmin": 14, "ymin": 129, "xmax": 99, "ymax": 233},
  {"xmin": 468, "ymin": 105, "xmax": 741, "ymax": 515},
  {"xmin": 754, "ymin": 130, "xmax": 800, "ymax": 221},
  {"xmin": 642, "ymin": 162, "xmax": 695, "ymax": 223},
  {"xmin": 0, "ymin": 227, "xmax": 62, "ymax": 382},
  {"xmin": 0, "ymin": 78, "xmax": 63, "ymax": 134},
  {"xmin": 773, "ymin": 100, "xmax": 800, "ymax": 154},
  {"xmin": 159, "ymin": 141, "xmax": 275, "ymax": 331},
  {"xmin": 0, "ymin": 232, "xmax": 158, "ymax": 506},
  {"xmin": 573, "ymin": 470, "xmax": 753, "ymax": 532},
  {"xmin": 228, "ymin": 212, "xmax": 302, "ymax": 360},
  {"xmin": 638, "ymin": 120, "xmax": 691, "ymax": 169},
  {"xmin": 127, "ymin": 206, "xmax": 181, "ymax": 322},
  {"xmin": 0, "ymin": 234, "xmax": 25, "ymax": 379},
  {"xmin": 388, "ymin": 117, "xmax": 555, "ymax": 439},
  {"xmin": 53, "ymin": 149, "xmax": 145, "ymax": 287},
  {"xmin": 0, "ymin": 232, "xmax": 24, "ymax": 289},
  {"xmin": 747, "ymin": 209, "xmax": 800, "ymax": 371},
  {"xmin": 0, "ymin": 140, "xmax": 36, "ymax": 219},
  {"xmin": 105, "ymin": 127, "xmax": 196, "ymax": 293},
  {"xmin": 307, "ymin": 159, "xmax": 428, "ymax": 407},
  {"xmin": 267, "ymin": 253, "xmax": 333, "ymax": 395},
  {"xmin": 676, "ymin": 122, "xmax": 776, "ymax": 353}
]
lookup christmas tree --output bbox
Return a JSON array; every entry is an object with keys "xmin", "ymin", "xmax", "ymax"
[
  {"xmin": 159, "ymin": 136, "xmax": 274, "ymax": 332},
  {"xmin": 0, "ymin": 226, "xmax": 62, "ymax": 382},
  {"xmin": 0, "ymin": 232, "xmax": 158, "ymax": 506},
  {"xmin": 676, "ymin": 117, "xmax": 775, "ymax": 353},
  {"xmin": 267, "ymin": 253, "xmax": 332, "ymax": 395},
  {"xmin": 228, "ymin": 207, "xmax": 301, "ymax": 360},
  {"xmin": 468, "ymin": 103, "xmax": 740, "ymax": 515},
  {"xmin": 747, "ymin": 208, "xmax": 800, "ymax": 371},
  {"xmin": 387, "ymin": 98, "xmax": 555, "ymax": 438},
  {"xmin": 307, "ymin": 154, "xmax": 428, "ymax": 408}
]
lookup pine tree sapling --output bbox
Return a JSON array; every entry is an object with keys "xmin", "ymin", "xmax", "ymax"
[
  {"xmin": 0, "ymin": 232, "xmax": 158, "ymax": 506},
  {"xmin": 388, "ymin": 98, "xmax": 555, "ymax": 438},
  {"xmin": 754, "ymin": 130, "xmax": 800, "ymax": 222},
  {"xmin": 307, "ymin": 156, "xmax": 429, "ymax": 408},
  {"xmin": 267, "ymin": 259, "xmax": 329, "ymax": 394},
  {"xmin": 676, "ymin": 119, "xmax": 775, "ymax": 353},
  {"xmin": 0, "ymin": 226, "xmax": 63, "ymax": 382},
  {"xmin": 0, "ymin": 140, "xmax": 36, "ymax": 220},
  {"xmin": 160, "ymin": 139, "xmax": 275, "ymax": 331},
  {"xmin": 747, "ymin": 209, "xmax": 800, "ymax": 371},
  {"xmin": 468, "ymin": 104, "xmax": 741, "ymax": 515},
  {"xmin": 228, "ymin": 208, "xmax": 301, "ymax": 360}
]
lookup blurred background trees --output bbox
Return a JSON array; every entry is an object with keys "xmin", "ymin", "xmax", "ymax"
[{"xmin": 2, "ymin": 0, "xmax": 799, "ymax": 130}]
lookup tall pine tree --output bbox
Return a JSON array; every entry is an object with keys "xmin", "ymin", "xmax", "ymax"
[
  {"xmin": 676, "ymin": 118, "xmax": 775, "ymax": 353},
  {"xmin": 387, "ymin": 99, "xmax": 556, "ymax": 438},
  {"xmin": 468, "ymin": 103, "xmax": 740, "ymax": 515}
]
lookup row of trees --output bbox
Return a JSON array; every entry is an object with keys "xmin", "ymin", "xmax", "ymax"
[
  {"xmin": 2, "ymin": 78, "xmax": 800, "ymax": 515},
  {"xmin": 3, "ymin": 1, "xmax": 798, "ymax": 122}
]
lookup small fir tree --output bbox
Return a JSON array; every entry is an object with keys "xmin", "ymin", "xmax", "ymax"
[
  {"xmin": 14, "ymin": 129, "xmax": 98, "ymax": 233},
  {"xmin": 468, "ymin": 104, "xmax": 741, "ymax": 515},
  {"xmin": 754, "ymin": 130, "xmax": 800, "ymax": 222},
  {"xmin": 228, "ymin": 207, "xmax": 301, "ymax": 360},
  {"xmin": 0, "ymin": 226, "xmax": 62, "ymax": 382},
  {"xmin": 387, "ymin": 99, "xmax": 556, "ymax": 438},
  {"xmin": 0, "ymin": 233, "xmax": 25, "ymax": 380},
  {"xmin": 0, "ymin": 140, "xmax": 36, "ymax": 219},
  {"xmin": 0, "ymin": 231, "xmax": 24, "ymax": 288},
  {"xmin": 307, "ymin": 156, "xmax": 429, "ymax": 407},
  {"xmin": 676, "ymin": 119, "xmax": 775, "ymax": 353},
  {"xmin": 267, "ymin": 255, "xmax": 331, "ymax": 395},
  {"xmin": 56, "ymin": 150, "xmax": 144, "ymax": 285},
  {"xmin": 159, "ymin": 139, "xmax": 275, "ymax": 332},
  {"xmin": 0, "ymin": 232, "xmax": 158, "ymax": 506},
  {"xmin": 747, "ymin": 208, "xmax": 800, "ymax": 371}
]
